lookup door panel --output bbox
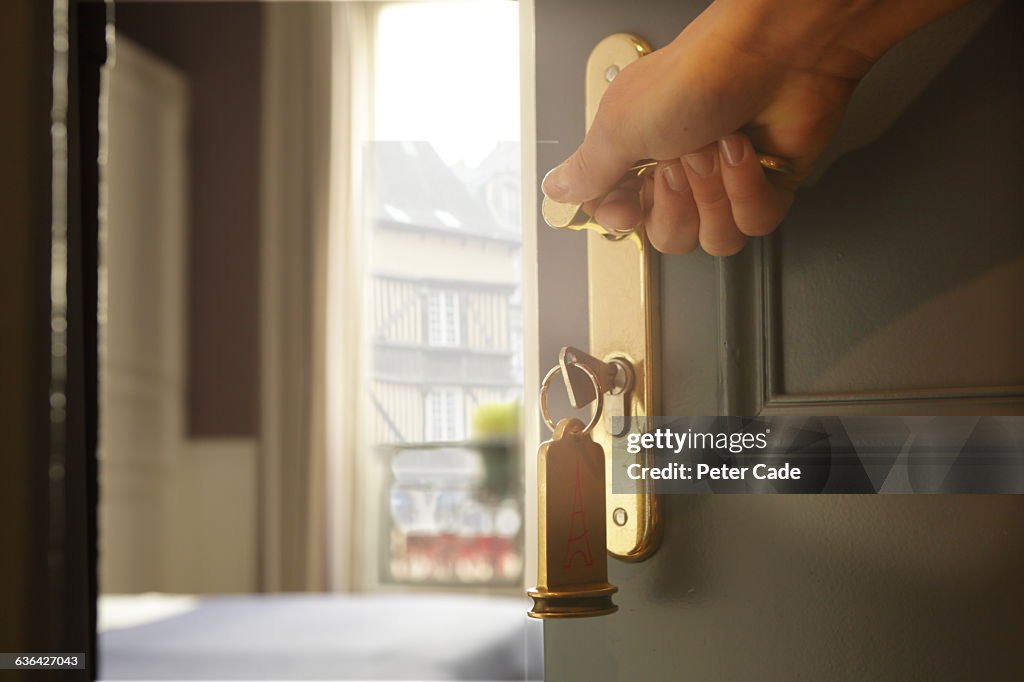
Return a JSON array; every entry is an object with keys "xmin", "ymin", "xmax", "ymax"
[
  {"xmin": 535, "ymin": 1, "xmax": 1024, "ymax": 679},
  {"xmin": 772, "ymin": 10, "xmax": 1024, "ymax": 398},
  {"xmin": 546, "ymin": 496, "xmax": 1024, "ymax": 681}
]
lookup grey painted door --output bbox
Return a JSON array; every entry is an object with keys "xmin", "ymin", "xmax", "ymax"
[{"xmin": 534, "ymin": 1, "xmax": 1024, "ymax": 679}]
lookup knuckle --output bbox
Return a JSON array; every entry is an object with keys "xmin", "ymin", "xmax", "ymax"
[
  {"xmin": 570, "ymin": 144, "xmax": 595, "ymax": 180},
  {"xmin": 724, "ymin": 181, "xmax": 766, "ymax": 205},
  {"xmin": 692, "ymin": 192, "xmax": 731, "ymax": 214}
]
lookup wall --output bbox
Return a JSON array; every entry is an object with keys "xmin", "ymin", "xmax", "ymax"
[
  {"xmin": 103, "ymin": 33, "xmax": 262, "ymax": 595},
  {"xmin": 116, "ymin": 1, "xmax": 262, "ymax": 438}
]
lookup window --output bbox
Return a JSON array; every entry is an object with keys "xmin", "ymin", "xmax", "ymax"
[
  {"xmin": 484, "ymin": 173, "xmax": 521, "ymax": 229},
  {"xmin": 352, "ymin": 0, "xmax": 522, "ymax": 588},
  {"xmin": 426, "ymin": 289, "xmax": 460, "ymax": 347},
  {"xmin": 510, "ymin": 327, "xmax": 524, "ymax": 380},
  {"xmin": 424, "ymin": 387, "xmax": 465, "ymax": 442}
]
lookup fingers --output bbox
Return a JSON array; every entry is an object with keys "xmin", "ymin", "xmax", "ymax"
[
  {"xmin": 543, "ymin": 115, "xmax": 636, "ymax": 203},
  {"xmin": 560, "ymin": 131, "xmax": 793, "ymax": 256},
  {"xmin": 718, "ymin": 134, "xmax": 793, "ymax": 237},
  {"xmin": 593, "ymin": 184, "xmax": 645, "ymax": 235},
  {"xmin": 542, "ymin": 106, "xmax": 639, "ymax": 204},
  {"xmin": 646, "ymin": 161, "xmax": 699, "ymax": 254},
  {"xmin": 682, "ymin": 145, "xmax": 747, "ymax": 256}
]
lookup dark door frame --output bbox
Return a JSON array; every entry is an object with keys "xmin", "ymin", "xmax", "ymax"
[{"xmin": 0, "ymin": 2, "xmax": 104, "ymax": 679}]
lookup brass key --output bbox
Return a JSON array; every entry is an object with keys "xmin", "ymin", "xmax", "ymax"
[
  {"xmin": 529, "ymin": 359, "xmax": 618, "ymax": 619},
  {"xmin": 558, "ymin": 346, "xmax": 635, "ymax": 438}
]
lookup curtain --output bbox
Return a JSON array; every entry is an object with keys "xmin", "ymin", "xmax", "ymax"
[
  {"xmin": 322, "ymin": 3, "xmax": 373, "ymax": 593},
  {"xmin": 259, "ymin": 2, "xmax": 371, "ymax": 593}
]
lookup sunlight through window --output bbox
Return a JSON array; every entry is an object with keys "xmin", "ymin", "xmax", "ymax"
[{"xmin": 362, "ymin": 1, "xmax": 523, "ymax": 588}]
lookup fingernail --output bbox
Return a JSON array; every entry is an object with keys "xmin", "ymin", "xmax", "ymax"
[
  {"xmin": 602, "ymin": 217, "xmax": 642, "ymax": 234},
  {"xmin": 542, "ymin": 164, "xmax": 569, "ymax": 199},
  {"xmin": 720, "ymin": 135, "xmax": 745, "ymax": 166},
  {"xmin": 663, "ymin": 163, "xmax": 688, "ymax": 192},
  {"xmin": 684, "ymin": 148, "xmax": 717, "ymax": 177}
]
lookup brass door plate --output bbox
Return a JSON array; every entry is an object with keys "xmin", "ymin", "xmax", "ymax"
[{"xmin": 586, "ymin": 33, "xmax": 662, "ymax": 561}]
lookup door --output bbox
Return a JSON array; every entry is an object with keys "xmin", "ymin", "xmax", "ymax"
[
  {"xmin": 101, "ymin": 36, "xmax": 188, "ymax": 592},
  {"xmin": 532, "ymin": 1, "xmax": 1024, "ymax": 680}
]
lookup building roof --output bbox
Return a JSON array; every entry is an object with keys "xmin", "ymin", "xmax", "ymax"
[{"xmin": 371, "ymin": 141, "xmax": 520, "ymax": 243}]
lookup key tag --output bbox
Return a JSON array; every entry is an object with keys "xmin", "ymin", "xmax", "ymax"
[{"xmin": 528, "ymin": 361, "xmax": 618, "ymax": 618}]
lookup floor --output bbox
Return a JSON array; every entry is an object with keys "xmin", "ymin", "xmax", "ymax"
[{"xmin": 98, "ymin": 593, "xmax": 543, "ymax": 681}]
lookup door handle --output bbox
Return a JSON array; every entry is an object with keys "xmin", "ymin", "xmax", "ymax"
[
  {"xmin": 543, "ymin": 156, "xmax": 791, "ymax": 237},
  {"xmin": 541, "ymin": 30, "xmax": 793, "ymax": 239},
  {"xmin": 546, "ymin": 34, "xmax": 666, "ymax": 565},
  {"xmin": 541, "ymin": 161, "xmax": 658, "ymax": 238}
]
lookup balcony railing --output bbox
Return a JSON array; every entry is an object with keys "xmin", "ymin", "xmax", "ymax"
[{"xmin": 376, "ymin": 439, "xmax": 523, "ymax": 587}]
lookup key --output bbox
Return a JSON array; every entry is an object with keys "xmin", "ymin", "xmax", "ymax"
[
  {"xmin": 528, "ymin": 415, "xmax": 618, "ymax": 619},
  {"xmin": 558, "ymin": 346, "xmax": 634, "ymax": 436}
]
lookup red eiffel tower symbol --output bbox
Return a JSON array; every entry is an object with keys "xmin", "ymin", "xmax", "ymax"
[{"xmin": 563, "ymin": 460, "xmax": 594, "ymax": 569}]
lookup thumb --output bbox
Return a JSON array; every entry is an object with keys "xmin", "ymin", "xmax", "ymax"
[{"xmin": 542, "ymin": 110, "xmax": 641, "ymax": 204}]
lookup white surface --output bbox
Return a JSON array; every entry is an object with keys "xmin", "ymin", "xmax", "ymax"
[{"xmin": 99, "ymin": 593, "xmax": 200, "ymax": 632}]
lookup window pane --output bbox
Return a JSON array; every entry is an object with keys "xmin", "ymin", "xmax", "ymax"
[{"xmin": 361, "ymin": 1, "xmax": 523, "ymax": 588}]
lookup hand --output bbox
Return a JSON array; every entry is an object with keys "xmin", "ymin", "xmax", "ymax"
[{"xmin": 541, "ymin": 0, "xmax": 964, "ymax": 255}]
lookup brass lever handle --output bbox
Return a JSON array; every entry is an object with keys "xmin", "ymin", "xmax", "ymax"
[{"xmin": 541, "ymin": 154, "xmax": 792, "ymax": 235}]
